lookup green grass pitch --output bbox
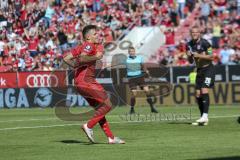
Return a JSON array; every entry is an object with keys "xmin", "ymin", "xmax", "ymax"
[{"xmin": 0, "ymin": 106, "xmax": 240, "ymax": 160}]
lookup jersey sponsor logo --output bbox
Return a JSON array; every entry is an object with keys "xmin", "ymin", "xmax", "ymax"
[
  {"xmin": 197, "ymin": 45, "xmax": 201, "ymax": 50},
  {"xmin": 84, "ymin": 45, "xmax": 92, "ymax": 52}
]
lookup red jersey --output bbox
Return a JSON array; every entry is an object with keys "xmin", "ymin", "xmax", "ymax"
[
  {"xmin": 25, "ymin": 56, "xmax": 33, "ymax": 70},
  {"xmin": 164, "ymin": 31, "xmax": 175, "ymax": 45},
  {"xmin": 71, "ymin": 42, "xmax": 107, "ymax": 106},
  {"xmin": 27, "ymin": 37, "xmax": 39, "ymax": 51},
  {"xmin": 71, "ymin": 42, "xmax": 99, "ymax": 83},
  {"xmin": 13, "ymin": 59, "xmax": 19, "ymax": 70},
  {"xmin": 214, "ymin": 0, "xmax": 227, "ymax": 7},
  {"xmin": 3, "ymin": 56, "xmax": 13, "ymax": 66},
  {"xmin": 20, "ymin": 9, "xmax": 27, "ymax": 21},
  {"xmin": 14, "ymin": 26, "xmax": 24, "ymax": 35},
  {"xmin": 67, "ymin": 22, "xmax": 76, "ymax": 33}
]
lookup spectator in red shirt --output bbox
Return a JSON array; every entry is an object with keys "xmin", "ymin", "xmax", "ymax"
[
  {"xmin": 20, "ymin": 5, "xmax": 28, "ymax": 26},
  {"xmin": 24, "ymin": 51, "xmax": 34, "ymax": 71},
  {"xmin": 14, "ymin": 20, "xmax": 24, "ymax": 36},
  {"xmin": 1, "ymin": 53, "xmax": 12, "ymax": 71},
  {"xmin": 164, "ymin": 28, "xmax": 175, "ymax": 45},
  {"xmin": 24, "ymin": 29, "xmax": 39, "ymax": 57}
]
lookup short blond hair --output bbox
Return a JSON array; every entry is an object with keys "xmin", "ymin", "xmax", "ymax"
[{"xmin": 190, "ymin": 25, "xmax": 201, "ymax": 33}]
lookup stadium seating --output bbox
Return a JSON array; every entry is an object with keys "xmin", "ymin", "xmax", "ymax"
[{"xmin": 0, "ymin": 0, "xmax": 239, "ymax": 72}]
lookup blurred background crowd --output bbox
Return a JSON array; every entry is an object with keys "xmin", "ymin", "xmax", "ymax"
[
  {"xmin": 0, "ymin": 0, "xmax": 239, "ymax": 72},
  {"xmin": 154, "ymin": 0, "xmax": 240, "ymax": 66}
]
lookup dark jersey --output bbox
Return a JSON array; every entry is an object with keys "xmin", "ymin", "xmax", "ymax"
[{"xmin": 186, "ymin": 38, "xmax": 213, "ymax": 68}]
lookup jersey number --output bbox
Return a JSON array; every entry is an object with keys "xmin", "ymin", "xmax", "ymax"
[{"xmin": 204, "ymin": 77, "xmax": 211, "ymax": 86}]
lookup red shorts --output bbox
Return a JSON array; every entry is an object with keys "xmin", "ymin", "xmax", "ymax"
[{"xmin": 75, "ymin": 79, "xmax": 108, "ymax": 107}]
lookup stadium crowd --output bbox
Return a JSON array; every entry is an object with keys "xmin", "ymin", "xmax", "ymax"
[
  {"xmin": 0, "ymin": 0, "xmax": 239, "ymax": 72},
  {"xmin": 158, "ymin": 0, "xmax": 240, "ymax": 66}
]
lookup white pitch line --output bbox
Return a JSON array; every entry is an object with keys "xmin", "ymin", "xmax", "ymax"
[
  {"xmin": 0, "ymin": 115, "xmax": 120, "ymax": 123},
  {"xmin": 0, "ymin": 118, "xmax": 58, "ymax": 123},
  {"xmin": 208, "ymin": 115, "xmax": 240, "ymax": 119},
  {"xmin": 0, "ymin": 115, "xmax": 121, "ymax": 123},
  {"xmin": 0, "ymin": 121, "xmax": 135, "ymax": 131},
  {"xmin": 0, "ymin": 123, "xmax": 80, "ymax": 131},
  {"xmin": 0, "ymin": 114, "xmax": 194, "ymax": 123},
  {"xmin": 0, "ymin": 113, "xmax": 235, "ymax": 123},
  {"xmin": 0, "ymin": 115, "xmax": 239, "ymax": 131}
]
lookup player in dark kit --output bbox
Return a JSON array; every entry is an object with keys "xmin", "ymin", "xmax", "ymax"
[
  {"xmin": 126, "ymin": 46, "xmax": 158, "ymax": 114},
  {"xmin": 186, "ymin": 26, "xmax": 214, "ymax": 126},
  {"xmin": 63, "ymin": 25, "xmax": 125, "ymax": 144}
]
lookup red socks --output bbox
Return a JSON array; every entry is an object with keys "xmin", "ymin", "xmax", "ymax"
[
  {"xmin": 99, "ymin": 117, "xmax": 114, "ymax": 139},
  {"xmin": 87, "ymin": 105, "xmax": 114, "ymax": 138}
]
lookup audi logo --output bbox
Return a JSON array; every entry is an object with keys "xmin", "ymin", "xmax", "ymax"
[{"xmin": 26, "ymin": 74, "xmax": 59, "ymax": 87}]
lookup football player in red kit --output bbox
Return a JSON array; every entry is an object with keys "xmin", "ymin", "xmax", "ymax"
[{"xmin": 63, "ymin": 25, "xmax": 125, "ymax": 144}]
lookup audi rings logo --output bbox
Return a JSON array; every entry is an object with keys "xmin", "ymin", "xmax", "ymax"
[{"xmin": 26, "ymin": 74, "xmax": 59, "ymax": 87}]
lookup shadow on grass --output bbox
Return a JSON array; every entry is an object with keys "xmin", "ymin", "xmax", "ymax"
[
  {"xmin": 59, "ymin": 140, "xmax": 106, "ymax": 145},
  {"xmin": 189, "ymin": 156, "xmax": 240, "ymax": 160}
]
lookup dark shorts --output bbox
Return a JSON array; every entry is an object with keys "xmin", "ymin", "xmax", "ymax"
[
  {"xmin": 29, "ymin": 51, "xmax": 38, "ymax": 57},
  {"xmin": 128, "ymin": 75, "xmax": 146, "ymax": 90},
  {"xmin": 195, "ymin": 64, "xmax": 215, "ymax": 90}
]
